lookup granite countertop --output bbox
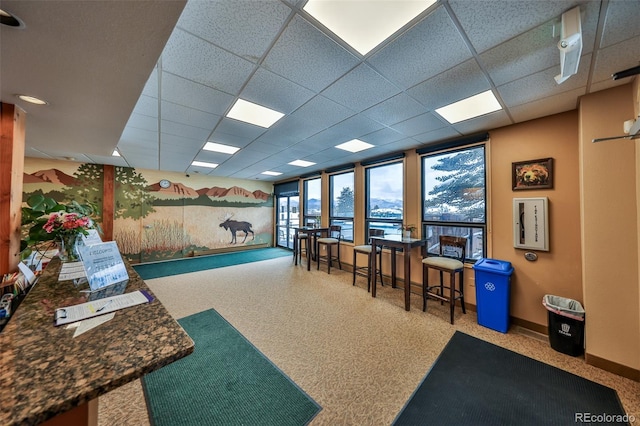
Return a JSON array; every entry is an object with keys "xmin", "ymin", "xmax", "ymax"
[{"xmin": 0, "ymin": 257, "xmax": 194, "ymax": 425}]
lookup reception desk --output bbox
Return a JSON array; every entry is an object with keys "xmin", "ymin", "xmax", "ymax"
[{"xmin": 0, "ymin": 257, "xmax": 194, "ymax": 425}]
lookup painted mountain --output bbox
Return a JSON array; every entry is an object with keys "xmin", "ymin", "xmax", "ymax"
[
  {"xmin": 147, "ymin": 182, "xmax": 199, "ymax": 198},
  {"xmin": 23, "ymin": 169, "xmax": 78, "ymax": 186},
  {"xmin": 151, "ymin": 182, "xmax": 271, "ymax": 202}
]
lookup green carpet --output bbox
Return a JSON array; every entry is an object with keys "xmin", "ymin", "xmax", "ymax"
[
  {"xmin": 133, "ymin": 248, "xmax": 291, "ymax": 279},
  {"xmin": 142, "ymin": 309, "xmax": 321, "ymax": 426}
]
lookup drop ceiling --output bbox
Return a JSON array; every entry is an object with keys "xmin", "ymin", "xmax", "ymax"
[{"xmin": 2, "ymin": 0, "xmax": 639, "ymax": 181}]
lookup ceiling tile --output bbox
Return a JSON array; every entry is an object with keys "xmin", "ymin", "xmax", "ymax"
[
  {"xmin": 161, "ymin": 100, "xmax": 219, "ymax": 131},
  {"xmin": 161, "ymin": 28, "xmax": 255, "ymax": 94},
  {"xmin": 449, "ymin": 0, "xmax": 576, "ymax": 54},
  {"xmin": 368, "ymin": 6, "xmax": 473, "ymax": 89},
  {"xmin": 600, "ymin": 1, "xmax": 640, "ymax": 48},
  {"xmin": 160, "ymin": 120, "xmax": 211, "ymax": 141},
  {"xmin": 497, "ymin": 57, "xmax": 590, "ymax": 108},
  {"xmin": 176, "ymin": 0, "xmax": 291, "ymax": 62},
  {"xmin": 125, "ymin": 112, "xmax": 158, "ymax": 132},
  {"xmin": 408, "ymin": 59, "xmax": 492, "ymax": 110},
  {"xmin": 509, "ymin": 87, "xmax": 585, "ymax": 123},
  {"xmin": 161, "ymin": 72, "xmax": 235, "ymax": 116},
  {"xmin": 452, "ymin": 110, "xmax": 512, "ymax": 134},
  {"xmin": 391, "ymin": 113, "xmax": 447, "ymax": 137},
  {"xmin": 262, "ymin": 15, "xmax": 360, "ymax": 92},
  {"xmin": 321, "ymin": 64, "xmax": 401, "ymax": 112},
  {"xmin": 241, "ymin": 68, "xmax": 316, "ymax": 114},
  {"xmin": 591, "ymin": 36, "xmax": 640, "ymax": 85},
  {"xmin": 362, "ymin": 93, "xmax": 427, "ymax": 126}
]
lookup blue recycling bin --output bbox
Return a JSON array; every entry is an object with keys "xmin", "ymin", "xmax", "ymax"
[{"xmin": 473, "ymin": 258, "xmax": 514, "ymax": 333}]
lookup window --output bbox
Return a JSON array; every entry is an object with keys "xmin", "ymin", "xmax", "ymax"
[
  {"xmin": 365, "ymin": 161, "xmax": 403, "ymax": 238},
  {"xmin": 303, "ymin": 178, "xmax": 321, "ymax": 227},
  {"xmin": 421, "ymin": 144, "xmax": 486, "ymax": 261},
  {"xmin": 329, "ymin": 171, "xmax": 354, "ymax": 242}
]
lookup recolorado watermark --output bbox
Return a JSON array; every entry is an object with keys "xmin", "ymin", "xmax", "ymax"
[{"xmin": 575, "ymin": 412, "xmax": 635, "ymax": 423}]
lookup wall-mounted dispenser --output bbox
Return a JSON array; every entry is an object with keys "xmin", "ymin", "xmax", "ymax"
[{"xmin": 513, "ymin": 197, "xmax": 549, "ymax": 251}]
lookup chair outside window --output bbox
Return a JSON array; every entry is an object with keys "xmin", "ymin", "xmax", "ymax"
[
  {"xmin": 422, "ymin": 235, "xmax": 467, "ymax": 324},
  {"xmin": 316, "ymin": 225, "xmax": 342, "ymax": 274},
  {"xmin": 352, "ymin": 229, "xmax": 385, "ymax": 291}
]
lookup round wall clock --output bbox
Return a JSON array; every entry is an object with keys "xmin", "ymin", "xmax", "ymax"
[{"xmin": 159, "ymin": 179, "xmax": 171, "ymax": 188}]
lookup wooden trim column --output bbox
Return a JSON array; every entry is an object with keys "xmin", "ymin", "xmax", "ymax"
[
  {"xmin": 102, "ymin": 165, "xmax": 114, "ymax": 241},
  {"xmin": 0, "ymin": 103, "xmax": 26, "ymax": 275}
]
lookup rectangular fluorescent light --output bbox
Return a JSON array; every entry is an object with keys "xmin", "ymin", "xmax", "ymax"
[
  {"xmin": 191, "ymin": 161, "xmax": 218, "ymax": 169},
  {"xmin": 226, "ymin": 99, "xmax": 284, "ymax": 128},
  {"xmin": 203, "ymin": 142, "xmax": 240, "ymax": 154},
  {"xmin": 435, "ymin": 90, "xmax": 502, "ymax": 124},
  {"xmin": 112, "ymin": 149, "xmax": 120, "ymax": 157},
  {"xmin": 335, "ymin": 139, "xmax": 374, "ymax": 153},
  {"xmin": 261, "ymin": 171, "xmax": 282, "ymax": 176},
  {"xmin": 288, "ymin": 160, "xmax": 316, "ymax": 167},
  {"xmin": 304, "ymin": 0, "xmax": 436, "ymax": 55}
]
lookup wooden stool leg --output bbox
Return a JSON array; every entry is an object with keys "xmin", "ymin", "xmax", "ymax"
[
  {"xmin": 449, "ymin": 272, "xmax": 455, "ymax": 324},
  {"xmin": 422, "ymin": 265, "xmax": 428, "ymax": 312},
  {"xmin": 327, "ymin": 245, "xmax": 332, "ymax": 274},
  {"xmin": 352, "ymin": 250, "xmax": 357, "ymax": 285},
  {"xmin": 459, "ymin": 270, "xmax": 466, "ymax": 314}
]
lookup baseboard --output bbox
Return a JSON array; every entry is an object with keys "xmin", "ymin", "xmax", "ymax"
[
  {"xmin": 585, "ymin": 353, "xmax": 640, "ymax": 382},
  {"xmin": 190, "ymin": 244, "xmax": 269, "ymax": 257}
]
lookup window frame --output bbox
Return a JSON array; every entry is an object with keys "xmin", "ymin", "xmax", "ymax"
[
  {"xmin": 302, "ymin": 177, "xmax": 321, "ymax": 227},
  {"xmin": 329, "ymin": 170, "xmax": 355, "ymax": 242},
  {"xmin": 420, "ymin": 143, "xmax": 487, "ymax": 262},
  {"xmin": 364, "ymin": 160, "xmax": 404, "ymax": 239}
]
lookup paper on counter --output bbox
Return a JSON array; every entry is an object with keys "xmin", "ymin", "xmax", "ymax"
[
  {"xmin": 58, "ymin": 261, "xmax": 87, "ymax": 281},
  {"xmin": 73, "ymin": 313, "xmax": 115, "ymax": 337},
  {"xmin": 54, "ymin": 290, "xmax": 153, "ymax": 326}
]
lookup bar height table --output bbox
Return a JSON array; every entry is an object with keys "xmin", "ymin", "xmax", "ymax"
[
  {"xmin": 370, "ymin": 235, "xmax": 427, "ymax": 311},
  {"xmin": 292, "ymin": 226, "xmax": 329, "ymax": 270}
]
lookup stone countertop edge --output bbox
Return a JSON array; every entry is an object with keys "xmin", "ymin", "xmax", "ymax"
[{"xmin": 0, "ymin": 257, "xmax": 195, "ymax": 425}]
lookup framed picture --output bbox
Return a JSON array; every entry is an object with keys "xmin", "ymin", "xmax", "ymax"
[{"xmin": 512, "ymin": 158, "xmax": 553, "ymax": 190}]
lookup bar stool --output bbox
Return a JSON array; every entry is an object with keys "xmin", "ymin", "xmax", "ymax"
[
  {"xmin": 293, "ymin": 229, "xmax": 309, "ymax": 265},
  {"xmin": 316, "ymin": 225, "xmax": 342, "ymax": 274},
  {"xmin": 422, "ymin": 235, "xmax": 467, "ymax": 324},
  {"xmin": 352, "ymin": 229, "xmax": 385, "ymax": 291}
]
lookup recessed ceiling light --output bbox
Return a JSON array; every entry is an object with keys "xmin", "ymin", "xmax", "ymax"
[
  {"xmin": 261, "ymin": 171, "xmax": 282, "ymax": 176},
  {"xmin": 288, "ymin": 160, "xmax": 316, "ymax": 167},
  {"xmin": 226, "ymin": 99, "xmax": 284, "ymax": 128},
  {"xmin": 304, "ymin": 0, "xmax": 436, "ymax": 55},
  {"xmin": 16, "ymin": 94, "xmax": 48, "ymax": 105},
  {"xmin": 112, "ymin": 149, "xmax": 121, "ymax": 157},
  {"xmin": 203, "ymin": 142, "xmax": 240, "ymax": 154},
  {"xmin": 435, "ymin": 90, "xmax": 502, "ymax": 124},
  {"xmin": 192, "ymin": 161, "xmax": 218, "ymax": 169},
  {"xmin": 335, "ymin": 139, "xmax": 374, "ymax": 153},
  {"xmin": 0, "ymin": 9, "xmax": 23, "ymax": 27}
]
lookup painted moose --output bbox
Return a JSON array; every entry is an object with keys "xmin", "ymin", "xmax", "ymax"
[{"xmin": 219, "ymin": 218, "xmax": 255, "ymax": 244}]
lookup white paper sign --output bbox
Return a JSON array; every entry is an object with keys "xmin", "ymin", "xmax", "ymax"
[{"xmin": 79, "ymin": 241, "xmax": 129, "ymax": 291}]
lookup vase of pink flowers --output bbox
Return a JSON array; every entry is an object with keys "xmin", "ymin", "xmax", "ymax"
[{"xmin": 20, "ymin": 194, "xmax": 100, "ymax": 262}]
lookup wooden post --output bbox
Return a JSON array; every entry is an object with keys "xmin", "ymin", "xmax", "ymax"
[{"xmin": 0, "ymin": 103, "xmax": 26, "ymax": 275}]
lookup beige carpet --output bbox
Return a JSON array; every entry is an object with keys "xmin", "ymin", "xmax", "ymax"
[{"xmin": 99, "ymin": 256, "xmax": 639, "ymax": 425}]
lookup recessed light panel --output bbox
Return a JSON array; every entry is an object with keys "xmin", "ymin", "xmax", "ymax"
[
  {"xmin": 288, "ymin": 160, "xmax": 316, "ymax": 167},
  {"xmin": 203, "ymin": 142, "xmax": 240, "ymax": 154},
  {"xmin": 304, "ymin": 0, "xmax": 436, "ymax": 55},
  {"xmin": 335, "ymin": 139, "xmax": 374, "ymax": 153},
  {"xmin": 192, "ymin": 161, "xmax": 219, "ymax": 169},
  {"xmin": 261, "ymin": 171, "xmax": 282, "ymax": 176},
  {"xmin": 435, "ymin": 90, "xmax": 502, "ymax": 124},
  {"xmin": 112, "ymin": 150, "xmax": 121, "ymax": 157},
  {"xmin": 226, "ymin": 99, "xmax": 284, "ymax": 128},
  {"xmin": 17, "ymin": 94, "xmax": 48, "ymax": 105}
]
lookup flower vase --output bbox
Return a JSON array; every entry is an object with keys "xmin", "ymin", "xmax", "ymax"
[
  {"xmin": 57, "ymin": 234, "xmax": 81, "ymax": 262},
  {"xmin": 404, "ymin": 231, "xmax": 411, "ymax": 239}
]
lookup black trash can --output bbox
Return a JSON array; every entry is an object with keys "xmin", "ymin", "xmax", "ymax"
[{"xmin": 542, "ymin": 295, "xmax": 585, "ymax": 356}]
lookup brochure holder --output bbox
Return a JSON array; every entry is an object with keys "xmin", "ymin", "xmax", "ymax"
[{"xmin": 78, "ymin": 241, "xmax": 129, "ymax": 292}]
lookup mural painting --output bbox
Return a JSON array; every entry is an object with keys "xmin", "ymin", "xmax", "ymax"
[{"xmin": 23, "ymin": 158, "xmax": 274, "ymax": 264}]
